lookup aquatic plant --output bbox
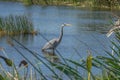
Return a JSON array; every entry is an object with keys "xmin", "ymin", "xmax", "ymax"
[
  {"xmin": 0, "ymin": 48, "xmax": 35, "ymax": 80},
  {"xmin": 0, "ymin": 15, "xmax": 37, "ymax": 36}
]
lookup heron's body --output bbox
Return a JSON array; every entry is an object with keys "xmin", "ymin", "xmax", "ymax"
[
  {"xmin": 42, "ymin": 38, "xmax": 59, "ymax": 50},
  {"xmin": 42, "ymin": 23, "xmax": 71, "ymax": 52}
]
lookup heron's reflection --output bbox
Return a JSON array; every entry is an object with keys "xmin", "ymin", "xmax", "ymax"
[{"xmin": 42, "ymin": 50, "xmax": 60, "ymax": 63}]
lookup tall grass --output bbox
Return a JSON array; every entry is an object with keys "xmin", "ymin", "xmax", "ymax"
[
  {"xmin": 1, "ymin": 30, "xmax": 120, "ymax": 80},
  {"xmin": 3, "ymin": 36, "xmax": 95, "ymax": 80},
  {"xmin": 92, "ymin": 31, "xmax": 120, "ymax": 80},
  {"xmin": 0, "ymin": 15, "xmax": 37, "ymax": 36},
  {"xmin": 0, "ymin": 35, "xmax": 119, "ymax": 80},
  {"xmin": 0, "ymin": 17, "xmax": 120, "ymax": 79}
]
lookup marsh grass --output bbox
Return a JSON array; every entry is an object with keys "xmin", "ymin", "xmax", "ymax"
[
  {"xmin": 6, "ymin": 36, "xmax": 94, "ymax": 80},
  {"xmin": 0, "ymin": 15, "xmax": 37, "ymax": 36},
  {"xmin": 1, "ymin": 31, "xmax": 120, "ymax": 80},
  {"xmin": 0, "ymin": 51, "xmax": 37, "ymax": 80},
  {"xmin": 91, "ymin": 31, "xmax": 120, "ymax": 80}
]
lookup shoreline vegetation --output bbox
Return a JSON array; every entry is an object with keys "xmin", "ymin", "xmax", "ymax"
[
  {"xmin": 0, "ymin": 15, "xmax": 37, "ymax": 36},
  {"xmin": 1, "ymin": 0, "xmax": 120, "ymax": 9}
]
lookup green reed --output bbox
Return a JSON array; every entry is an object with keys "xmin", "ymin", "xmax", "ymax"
[{"xmin": 0, "ymin": 15, "xmax": 37, "ymax": 36}]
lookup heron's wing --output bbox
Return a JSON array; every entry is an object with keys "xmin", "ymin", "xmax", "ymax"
[{"xmin": 42, "ymin": 38, "xmax": 58, "ymax": 50}]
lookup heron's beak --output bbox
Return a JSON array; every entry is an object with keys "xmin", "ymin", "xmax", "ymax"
[{"xmin": 66, "ymin": 24, "xmax": 72, "ymax": 26}]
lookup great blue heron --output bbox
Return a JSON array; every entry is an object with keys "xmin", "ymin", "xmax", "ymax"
[{"xmin": 42, "ymin": 23, "xmax": 71, "ymax": 53}]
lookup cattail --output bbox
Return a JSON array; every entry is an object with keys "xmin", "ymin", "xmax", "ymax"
[
  {"xmin": 19, "ymin": 60, "xmax": 28, "ymax": 68},
  {"xmin": 0, "ymin": 55, "xmax": 13, "ymax": 67},
  {"xmin": 19, "ymin": 60, "xmax": 28, "ymax": 80},
  {"xmin": 86, "ymin": 50, "xmax": 92, "ymax": 80}
]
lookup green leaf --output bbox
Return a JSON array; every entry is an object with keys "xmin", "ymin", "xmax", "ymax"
[
  {"xmin": 0, "ymin": 56, "xmax": 13, "ymax": 67},
  {"xmin": 51, "ymin": 62, "xmax": 83, "ymax": 80},
  {"xmin": 4, "ymin": 58, "xmax": 13, "ymax": 67},
  {"xmin": 66, "ymin": 59, "xmax": 86, "ymax": 70},
  {"xmin": 0, "ymin": 74, "xmax": 5, "ymax": 80}
]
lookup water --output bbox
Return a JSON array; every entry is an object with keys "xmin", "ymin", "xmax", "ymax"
[{"xmin": 0, "ymin": 1, "xmax": 119, "ymax": 77}]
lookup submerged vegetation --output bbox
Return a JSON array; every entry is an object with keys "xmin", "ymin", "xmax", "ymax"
[{"xmin": 0, "ymin": 15, "xmax": 37, "ymax": 36}]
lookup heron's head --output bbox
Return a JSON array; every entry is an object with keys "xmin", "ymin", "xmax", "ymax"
[{"xmin": 61, "ymin": 23, "xmax": 72, "ymax": 27}]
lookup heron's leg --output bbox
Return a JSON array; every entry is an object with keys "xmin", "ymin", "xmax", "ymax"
[
  {"xmin": 42, "ymin": 48, "xmax": 45, "ymax": 52},
  {"xmin": 52, "ymin": 49, "xmax": 55, "ymax": 55}
]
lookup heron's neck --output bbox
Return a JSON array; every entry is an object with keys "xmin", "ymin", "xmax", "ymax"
[{"xmin": 58, "ymin": 26, "xmax": 64, "ymax": 43}]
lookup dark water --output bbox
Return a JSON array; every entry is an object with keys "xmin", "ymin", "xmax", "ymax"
[{"xmin": 0, "ymin": 1, "xmax": 119, "ymax": 77}]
